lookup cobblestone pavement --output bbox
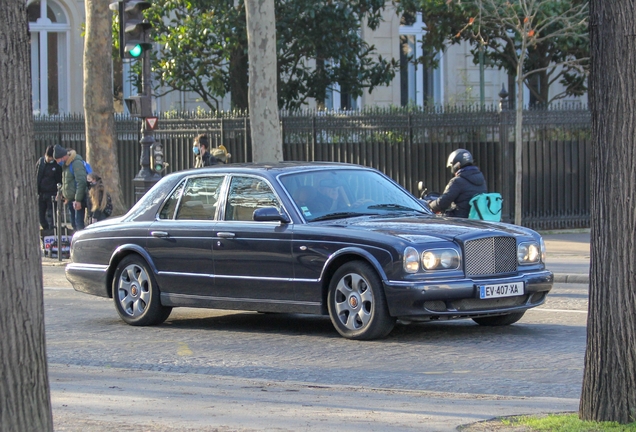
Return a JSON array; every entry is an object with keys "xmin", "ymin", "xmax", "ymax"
[{"xmin": 42, "ymin": 272, "xmax": 587, "ymax": 431}]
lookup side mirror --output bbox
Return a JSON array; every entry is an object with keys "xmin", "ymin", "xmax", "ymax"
[{"xmin": 253, "ymin": 207, "xmax": 290, "ymax": 223}]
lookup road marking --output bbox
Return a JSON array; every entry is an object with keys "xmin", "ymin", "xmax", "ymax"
[
  {"xmin": 177, "ymin": 342, "xmax": 193, "ymax": 356},
  {"xmin": 44, "ymin": 286, "xmax": 73, "ymax": 290},
  {"xmin": 533, "ymin": 308, "xmax": 587, "ymax": 314}
]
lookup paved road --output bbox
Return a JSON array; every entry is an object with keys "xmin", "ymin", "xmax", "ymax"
[{"xmin": 44, "ymin": 267, "xmax": 587, "ymax": 431}]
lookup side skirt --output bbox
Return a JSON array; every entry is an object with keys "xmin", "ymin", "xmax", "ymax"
[{"xmin": 160, "ymin": 292, "xmax": 323, "ymax": 315}]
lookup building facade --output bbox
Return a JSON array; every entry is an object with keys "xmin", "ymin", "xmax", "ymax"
[{"xmin": 28, "ymin": 0, "xmax": 586, "ymax": 115}]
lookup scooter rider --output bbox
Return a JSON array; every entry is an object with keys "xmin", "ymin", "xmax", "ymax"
[{"xmin": 428, "ymin": 149, "xmax": 487, "ymax": 218}]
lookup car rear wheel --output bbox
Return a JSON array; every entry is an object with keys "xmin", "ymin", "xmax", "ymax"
[
  {"xmin": 472, "ymin": 311, "xmax": 526, "ymax": 326},
  {"xmin": 112, "ymin": 255, "xmax": 172, "ymax": 326},
  {"xmin": 327, "ymin": 261, "xmax": 395, "ymax": 340}
]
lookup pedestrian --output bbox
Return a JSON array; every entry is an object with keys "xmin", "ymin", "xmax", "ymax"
[
  {"xmin": 193, "ymin": 134, "xmax": 218, "ymax": 168},
  {"xmin": 211, "ymin": 144, "xmax": 232, "ymax": 164},
  {"xmin": 53, "ymin": 144, "xmax": 88, "ymax": 231},
  {"xmin": 428, "ymin": 149, "xmax": 488, "ymax": 218},
  {"xmin": 87, "ymin": 172, "xmax": 113, "ymax": 224},
  {"xmin": 36, "ymin": 145, "xmax": 62, "ymax": 232}
]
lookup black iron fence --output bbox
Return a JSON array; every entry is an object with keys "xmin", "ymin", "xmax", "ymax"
[{"xmin": 34, "ymin": 108, "xmax": 591, "ymax": 230}]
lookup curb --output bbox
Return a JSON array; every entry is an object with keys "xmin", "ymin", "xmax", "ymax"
[{"xmin": 553, "ymin": 273, "xmax": 589, "ymax": 284}]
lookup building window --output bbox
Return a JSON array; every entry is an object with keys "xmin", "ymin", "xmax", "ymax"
[
  {"xmin": 27, "ymin": 0, "xmax": 70, "ymax": 115},
  {"xmin": 399, "ymin": 13, "xmax": 443, "ymax": 107}
]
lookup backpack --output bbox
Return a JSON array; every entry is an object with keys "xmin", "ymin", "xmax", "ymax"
[
  {"xmin": 69, "ymin": 160, "xmax": 92, "ymax": 176},
  {"xmin": 469, "ymin": 193, "xmax": 503, "ymax": 222}
]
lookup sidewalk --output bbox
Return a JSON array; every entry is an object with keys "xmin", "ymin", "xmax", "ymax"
[{"xmin": 540, "ymin": 229, "xmax": 590, "ymax": 283}]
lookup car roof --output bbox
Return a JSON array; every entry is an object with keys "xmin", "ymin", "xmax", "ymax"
[{"xmin": 169, "ymin": 161, "xmax": 371, "ymax": 179}]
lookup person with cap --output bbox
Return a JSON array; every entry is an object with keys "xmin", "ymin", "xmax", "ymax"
[
  {"xmin": 53, "ymin": 144, "xmax": 88, "ymax": 231},
  {"xmin": 193, "ymin": 134, "xmax": 219, "ymax": 168},
  {"xmin": 428, "ymin": 148, "xmax": 487, "ymax": 218},
  {"xmin": 36, "ymin": 145, "xmax": 62, "ymax": 232}
]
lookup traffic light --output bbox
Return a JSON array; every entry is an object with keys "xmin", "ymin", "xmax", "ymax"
[
  {"xmin": 122, "ymin": 0, "xmax": 152, "ymax": 58},
  {"xmin": 150, "ymin": 141, "xmax": 166, "ymax": 173},
  {"xmin": 110, "ymin": 0, "xmax": 152, "ymax": 59}
]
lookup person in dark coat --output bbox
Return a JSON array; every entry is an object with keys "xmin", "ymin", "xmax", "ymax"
[
  {"xmin": 193, "ymin": 134, "xmax": 219, "ymax": 168},
  {"xmin": 36, "ymin": 145, "xmax": 63, "ymax": 231},
  {"xmin": 428, "ymin": 149, "xmax": 487, "ymax": 218}
]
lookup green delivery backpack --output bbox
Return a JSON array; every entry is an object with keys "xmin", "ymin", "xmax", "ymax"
[{"xmin": 469, "ymin": 193, "xmax": 503, "ymax": 222}]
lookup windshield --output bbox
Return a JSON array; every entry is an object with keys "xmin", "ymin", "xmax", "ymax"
[{"xmin": 279, "ymin": 168, "xmax": 430, "ymax": 222}]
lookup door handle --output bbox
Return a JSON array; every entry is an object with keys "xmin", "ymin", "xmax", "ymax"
[
  {"xmin": 151, "ymin": 231, "xmax": 169, "ymax": 238},
  {"xmin": 216, "ymin": 232, "xmax": 235, "ymax": 239}
]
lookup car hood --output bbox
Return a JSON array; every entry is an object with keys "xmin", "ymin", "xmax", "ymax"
[{"xmin": 316, "ymin": 214, "xmax": 539, "ymax": 243}]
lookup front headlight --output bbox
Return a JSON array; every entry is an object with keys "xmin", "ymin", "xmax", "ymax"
[
  {"xmin": 421, "ymin": 249, "xmax": 460, "ymax": 271},
  {"xmin": 403, "ymin": 247, "xmax": 420, "ymax": 273},
  {"xmin": 518, "ymin": 241, "xmax": 541, "ymax": 264}
]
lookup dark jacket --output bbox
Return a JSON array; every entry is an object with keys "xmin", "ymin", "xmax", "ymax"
[
  {"xmin": 36, "ymin": 156, "xmax": 62, "ymax": 199},
  {"xmin": 200, "ymin": 151, "xmax": 218, "ymax": 167},
  {"xmin": 430, "ymin": 165, "xmax": 487, "ymax": 218}
]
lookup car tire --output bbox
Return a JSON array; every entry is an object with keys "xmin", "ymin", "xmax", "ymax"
[
  {"xmin": 327, "ymin": 261, "xmax": 395, "ymax": 340},
  {"xmin": 472, "ymin": 311, "xmax": 526, "ymax": 326},
  {"xmin": 112, "ymin": 255, "xmax": 172, "ymax": 326}
]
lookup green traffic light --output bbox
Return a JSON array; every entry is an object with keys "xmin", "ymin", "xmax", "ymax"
[
  {"xmin": 129, "ymin": 44, "xmax": 143, "ymax": 57},
  {"xmin": 155, "ymin": 164, "xmax": 163, "ymax": 172}
]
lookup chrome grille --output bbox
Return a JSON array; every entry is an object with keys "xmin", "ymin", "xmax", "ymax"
[{"xmin": 464, "ymin": 236, "xmax": 517, "ymax": 276}]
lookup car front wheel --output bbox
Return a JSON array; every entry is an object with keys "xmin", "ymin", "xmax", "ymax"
[
  {"xmin": 112, "ymin": 255, "xmax": 172, "ymax": 326},
  {"xmin": 327, "ymin": 261, "xmax": 395, "ymax": 340},
  {"xmin": 472, "ymin": 311, "xmax": 526, "ymax": 326}
]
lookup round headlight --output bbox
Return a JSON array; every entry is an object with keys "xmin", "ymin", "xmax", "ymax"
[
  {"xmin": 422, "ymin": 251, "xmax": 439, "ymax": 270},
  {"xmin": 403, "ymin": 247, "xmax": 420, "ymax": 273},
  {"xmin": 518, "ymin": 242, "xmax": 540, "ymax": 264},
  {"xmin": 440, "ymin": 250, "xmax": 454, "ymax": 268},
  {"xmin": 517, "ymin": 244, "xmax": 529, "ymax": 262}
]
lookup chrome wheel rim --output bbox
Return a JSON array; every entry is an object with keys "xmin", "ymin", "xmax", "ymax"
[
  {"xmin": 117, "ymin": 263, "xmax": 151, "ymax": 318},
  {"xmin": 333, "ymin": 272, "xmax": 373, "ymax": 331}
]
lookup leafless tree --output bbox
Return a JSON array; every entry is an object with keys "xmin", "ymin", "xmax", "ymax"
[
  {"xmin": 455, "ymin": 0, "xmax": 588, "ymax": 224},
  {"xmin": 0, "ymin": 2, "xmax": 53, "ymax": 431},
  {"xmin": 580, "ymin": 0, "xmax": 636, "ymax": 423},
  {"xmin": 245, "ymin": 0, "xmax": 283, "ymax": 162},
  {"xmin": 84, "ymin": 0, "xmax": 126, "ymax": 214}
]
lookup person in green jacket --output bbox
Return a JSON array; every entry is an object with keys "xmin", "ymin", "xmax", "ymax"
[{"xmin": 53, "ymin": 145, "xmax": 87, "ymax": 231}]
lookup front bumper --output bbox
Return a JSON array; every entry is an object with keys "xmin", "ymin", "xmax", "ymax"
[
  {"xmin": 66, "ymin": 263, "xmax": 110, "ymax": 298},
  {"xmin": 383, "ymin": 270, "xmax": 553, "ymax": 319}
]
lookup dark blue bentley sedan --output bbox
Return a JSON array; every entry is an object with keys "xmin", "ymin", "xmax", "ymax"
[{"xmin": 66, "ymin": 162, "xmax": 553, "ymax": 340}]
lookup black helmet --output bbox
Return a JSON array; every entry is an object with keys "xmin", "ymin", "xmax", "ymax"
[{"xmin": 447, "ymin": 149, "xmax": 474, "ymax": 174}]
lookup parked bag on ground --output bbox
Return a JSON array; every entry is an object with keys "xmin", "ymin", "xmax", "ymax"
[{"xmin": 469, "ymin": 193, "xmax": 503, "ymax": 222}]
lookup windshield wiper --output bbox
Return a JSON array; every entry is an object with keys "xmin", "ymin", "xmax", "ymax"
[
  {"xmin": 367, "ymin": 203, "xmax": 428, "ymax": 214},
  {"xmin": 311, "ymin": 212, "xmax": 368, "ymax": 222}
]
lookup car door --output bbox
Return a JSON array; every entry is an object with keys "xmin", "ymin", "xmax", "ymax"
[
  {"xmin": 212, "ymin": 175, "xmax": 295, "ymax": 301},
  {"xmin": 146, "ymin": 175, "xmax": 224, "ymax": 296}
]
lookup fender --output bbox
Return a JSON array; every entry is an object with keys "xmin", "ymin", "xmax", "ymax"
[
  {"xmin": 109, "ymin": 243, "xmax": 159, "ymax": 275},
  {"xmin": 319, "ymin": 246, "xmax": 393, "ymax": 282}
]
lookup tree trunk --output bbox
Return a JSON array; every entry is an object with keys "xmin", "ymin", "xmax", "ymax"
[
  {"xmin": 514, "ymin": 56, "xmax": 524, "ymax": 226},
  {"xmin": 230, "ymin": 46, "xmax": 249, "ymax": 111},
  {"xmin": 580, "ymin": 0, "xmax": 636, "ymax": 423},
  {"xmin": 84, "ymin": 0, "xmax": 126, "ymax": 214},
  {"xmin": 245, "ymin": 0, "xmax": 283, "ymax": 162},
  {"xmin": 0, "ymin": 3, "xmax": 54, "ymax": 431}
]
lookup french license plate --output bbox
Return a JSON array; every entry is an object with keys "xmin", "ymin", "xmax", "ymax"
[{"xmin": 479, "ymin": 282, "xmax": 524, "ymax": 299}]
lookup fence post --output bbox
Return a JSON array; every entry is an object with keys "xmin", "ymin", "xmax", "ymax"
[
  {"xmin": 498, "ymin": 88, "xmax": 511, "ymax": 223},
  {"xmin": 312, "ymin": 114, "xmax": 317, "ymax": 162}
]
